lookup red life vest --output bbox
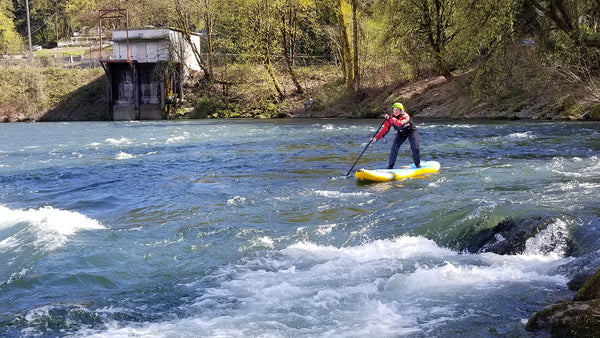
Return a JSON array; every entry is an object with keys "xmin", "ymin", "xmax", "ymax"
[{"xmin": 375, "ymin": 111, "xmax": 411, "ymax": 140}]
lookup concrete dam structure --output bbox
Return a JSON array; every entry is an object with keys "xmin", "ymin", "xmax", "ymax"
[{"xmin": 101, "ymin": 28, "xmax": 201, "ymax": 120}]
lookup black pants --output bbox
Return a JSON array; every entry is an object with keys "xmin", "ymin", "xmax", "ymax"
[{"xmin": 388, "ymin": 127, "xmax": 420, "ymax": 168}]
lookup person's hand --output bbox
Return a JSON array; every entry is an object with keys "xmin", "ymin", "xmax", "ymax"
[
  {"xmin": 384, "ymin": 114, "xmax": 390, "ymax": 119},
  {"xmin": 369, "ymin": 137, "xmax": 377, "ymax": 143}
]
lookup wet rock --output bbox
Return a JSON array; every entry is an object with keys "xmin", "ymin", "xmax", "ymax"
[
  {"xmin": 460, "ymin": 217, "xmax": 557, "ymax": 255},
  {"xmin": 526, "ymin": 299, "xmax": 600, "ymax": 336},
  {"xmin": 574, "ymin": 268, "xmax": 600, "ymax": 302},
  {"xmin": 527, "ymin": 268, "xmax": 600, "ymax": 335}
]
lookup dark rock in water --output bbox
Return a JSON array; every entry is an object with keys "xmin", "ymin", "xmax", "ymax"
[
  {"xmin": 460, "ymin": 217, "xmax": 557, "ymax": 255},
  {"xmin": 574, "ymin": 268, "xmax": 600, "ymax": 302},
  {"xmin": 527, "ymin": 268, "xmax": 600, "ymax": 335},
  {"xmin": 526, "ymin": 299, "xmax": 600, "ymax": 335}
]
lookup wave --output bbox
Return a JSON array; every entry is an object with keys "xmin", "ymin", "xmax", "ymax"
[
  {"xmin": 166, "ymin": 132, "xmax": 190, "ymax": 144},
  {"xmin": 549, "ymin": 156, "xmax": 600, "ymax": 178},
  {"xmin": 115, "ymin": 152, "xmax": 134, "ymax": 160},
  {"xmin": 74, "ymin": 236, "xmax": 569, "ymax": 337},
  {"xmin": 0, "ymin": 205, "xmax": 104, "ymax": 284},
  {"xmin": 105, "ymin": 137, "xmax": 131, "ymax": 145}
]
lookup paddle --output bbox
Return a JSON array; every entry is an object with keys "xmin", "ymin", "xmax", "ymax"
[{"xmin": 345, "ymin": 119, "xmax": 386, "ymax": 177}]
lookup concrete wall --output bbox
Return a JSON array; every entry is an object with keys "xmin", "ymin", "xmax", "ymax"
[
  {"xmin": 111, "ymin": 29, "xmax": 201, "ymax": 71},
  {"xmin": 104, "ymin": 28, "xmax": 197, "ymax": 120},
  {"xmin": 113, "ymin": 104, "xmax": 137, "ymax": 121}
]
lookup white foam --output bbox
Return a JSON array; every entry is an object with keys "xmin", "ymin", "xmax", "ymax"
[
  {"xmin": 74, "ymin": 235, "xmax": 569, "ymax": 337},
  {"xmin": 166, "ymin": 132, "xmax": 190, "ymax": 143},
  {"xmin": 285, "ymin": 236, "xmax": 453, "ymax": 262},
  {"xmin": 316, "ymin": 224, "xmax": 337, "ymax": 235},
  {"xmin": 105, "ymin": 137, "xmax": 131, "ymax": 145},
  {"xmin": 0, "ymin": 235, "xmax": 20, "ymax": 250},
  {"xmin": 402, "ymin": 259, "xmax": 566, "ymax": 296},
  {"xmin": 508, "ymin": 131, "xmax": 535, "ymax": 139},
  {"xmin": 0, "ymin": 205, "xmax": 104, "ymax": 251},
  {"xmin": 227, "ymin": 196, "xmax": 246, "ymax": 205},
  {"xmin": 523, "ymin": 219, "xmax": 569, "ymax": 258},
  {"xmin": 314, "ymin": 190, "xmax": 372, "ymax": 198},
  {"xmin": 242, "ymin": 236, "xmax": 275, "ymax": 251},
  {"xmin": 549, "ymin": 156, "xmax": 600, "ymax": 178},
  {"xmin": 115, "ymin": 152, "xmax": 134, "ymax": 160}
]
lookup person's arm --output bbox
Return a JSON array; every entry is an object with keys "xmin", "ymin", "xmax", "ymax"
[
  {"xmin": 397, "ymin": 112, "xmax": 411, "ymax": 126},
  {"xmin": 371, "ymin": 120, "xmax": 391, "ymax": 142}
]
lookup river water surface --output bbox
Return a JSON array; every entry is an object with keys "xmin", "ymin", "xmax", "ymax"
[{"xmin": 0, "ymin": 119, "xmax": 599, "ymax": 337}]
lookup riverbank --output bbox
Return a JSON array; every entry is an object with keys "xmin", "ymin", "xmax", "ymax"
[
  {"xmin": 1, "ymin": 55, "xmax": 600, "ymax": 122},
  {"xmin": 291, "ymin": 70, "xmax": 600, "ymax": 121}
]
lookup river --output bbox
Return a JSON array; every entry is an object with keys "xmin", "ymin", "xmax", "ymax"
[{"xmin": 0, "ymin": 119, "xmax": 598, "ymax": 337}]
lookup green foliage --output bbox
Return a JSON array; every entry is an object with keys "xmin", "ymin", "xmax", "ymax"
[
  {"xmin": 0, "ymin": 66, "xmax": 45, "ymax": 118},
  {"xmin": 2, "ymin": 0, "xmax": 600, "ymax": 121},
  {"xmin": 0, "ymin": 0, "xmax": 22, "ymax": 54},
  {"xmin": 154, "ymin": 60, "xmax": 179, "ymax": 80},
  {"xmin": 590, "ymin": 104, "xmax": 600, "ymax": 120},
  {"xmin": 471, "ymin": 42, "xmax": 554, "ymax": 104},
  {"xmin": 0, "ymin": 65, "xmax": 104, "ymax": 120},
  {"xmin": 377, "ymin": 0, "xmax": 515, "ymax": 79},
  {"xmin": 190, "ymin": 97, "xmax": 231, "ymax": 118},
  {"xmin": 260, "ymin": 100, "xmax": 280, "ymax": 118}
]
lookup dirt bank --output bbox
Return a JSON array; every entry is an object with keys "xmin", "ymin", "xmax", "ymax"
[
  {"xmin": 2, "ymin": 65, "xmax": 599, "ymax": 122},
  {"xmin": 293, "ymin": 70, "xmax": 600, "ymax": 121}
]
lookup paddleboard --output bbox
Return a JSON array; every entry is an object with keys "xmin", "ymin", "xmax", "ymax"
[{"xmin": 355, "ymin": 160, "xmax": 440, "ymax": 182}]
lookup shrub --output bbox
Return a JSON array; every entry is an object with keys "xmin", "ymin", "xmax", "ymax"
[{"xmin": 190, "ymin": 97, "xmax": 227, "ymax": 118}]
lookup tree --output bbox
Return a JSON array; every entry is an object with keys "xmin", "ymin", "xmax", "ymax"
[
  {"xmin": 0, "ymin": 0, "xmax": 22, "ymax": 54},
  {"xmin": 527, "ymin": 0, "xmax": 600, "ymax": 48},
  {"xmin": 29, "ymin": 0, "xmax": 72, "ymax": 46},
  {"xmin": 243, "ymin": 0, "xmax": 286, "ymax": 100},
  {"xmin": 200, "ymin": 0, "xmax": 216, "ymax": 81},
  {"xmin": 380, "ymin": 0, "xmax": 515, "ymax": 80},
  {"xmin": 409, "ymin": 0, "xmax": 457, "ymax": 79},
  {"xmin": 332, "ymin": 0, "xmax": 359, "ymax": 93},
  {"xmin": 172, "ymin": 0, "xmax": 215, "ymax": 81},
  {"xmin": 277, "ymin": 0, "xmax": 312, "ymax": 94}
]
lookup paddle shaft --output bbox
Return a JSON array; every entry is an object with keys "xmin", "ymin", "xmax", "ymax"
[{"xmin": 345, "ymin": 119, "xmax": 386, "ymax": 177}]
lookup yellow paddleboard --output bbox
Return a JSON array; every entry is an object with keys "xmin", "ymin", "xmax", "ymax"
[{"xmin": 355, "ymin": 160, "xmax": 441, "ymax": 182}]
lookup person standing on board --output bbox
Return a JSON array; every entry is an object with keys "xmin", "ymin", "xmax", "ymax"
[{"xmin": 370, "ymin": 102, "xmax": 421, "ymax": 169}]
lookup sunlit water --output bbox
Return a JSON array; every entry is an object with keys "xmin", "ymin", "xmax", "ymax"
[{"xmin": 0, "ymin": 119, "xmax": 598, "ymax": 337}]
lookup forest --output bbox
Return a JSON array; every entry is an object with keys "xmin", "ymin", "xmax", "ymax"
[{"xmin": 1, "ymin": 0, "xmax": 600, "ymax": 120}]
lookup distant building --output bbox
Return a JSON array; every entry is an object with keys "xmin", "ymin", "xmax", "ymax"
[{"xmin": 101, "ymin": 28, "xmax": 201, "ymax": 120}]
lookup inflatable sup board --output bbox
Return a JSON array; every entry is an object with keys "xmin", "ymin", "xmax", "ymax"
[{"xmin": 355, "ymin": 160, "xmax": 440, "ymax": 182}]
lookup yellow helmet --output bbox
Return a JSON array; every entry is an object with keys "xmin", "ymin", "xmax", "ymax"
[{"xmin": 392, "ymin": 102, "xmax": 404, "ymax": 110}]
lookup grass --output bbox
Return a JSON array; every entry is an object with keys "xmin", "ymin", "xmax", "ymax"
[
  {"xmin": 34, "ymin": 45, "xmax": 112, "ymax": 58},
  {"xmin": 35, "ymin": 47, "xmax": 87, "ymax": 57},
  {"xmin": 0, "ymin": 65, "xmax": 105, "ymax": 121}
]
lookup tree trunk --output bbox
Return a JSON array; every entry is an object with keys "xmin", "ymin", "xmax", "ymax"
[
  {"xmin": 264, "ymin": 48, "xmax": 285, "ymax": 101},
  {"xmin": 419, "ymin": 0, "xmax": 453, "ymax": 79},
  {"xmin": 281, "ymin": 5, "xmax": 303, "ymax": 94},
  {"xmin": 204, "ymin": 8, "xmax": 214, "ymax": 79},
  {"xmin": 352, "ymin": 0, "xmax": 359, "ymax": 93},
  {"xmin": 173, "ymin": 0, "xmax": 212, "ymax": 81},
  {"xmin": 336, "ymin": 0, "xmax": 354, "ymax": 93},
  {"xmin": 527, "ymin": 0, "xmax": 600, "ymax": 47}
]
